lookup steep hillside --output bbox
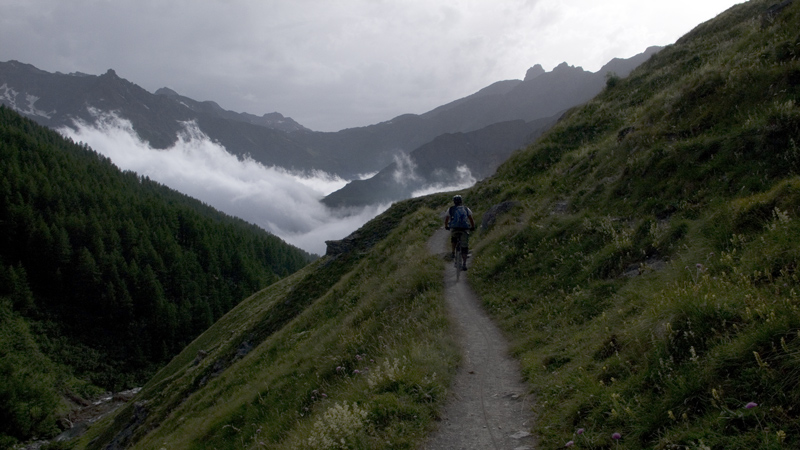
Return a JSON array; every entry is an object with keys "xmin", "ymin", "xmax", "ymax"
[
  {"xmin": 0, "ymin": 107, "xmax": 312, "ymax": 447},
  {"xmin": 75, "ymin": 197, "xmax": 458, "ymax": 450},
  {"xmin": 462, "ymin": 0, "xmax": 800, "ymax": 448},
  {"xmin": 62, "ymin": 0, "xmax": 800, "ymax": 449}
]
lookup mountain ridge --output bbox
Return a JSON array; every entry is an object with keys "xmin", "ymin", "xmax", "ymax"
[{"xmin": 1, "ymin": 47, "xmax": 660, "ymax": 180}]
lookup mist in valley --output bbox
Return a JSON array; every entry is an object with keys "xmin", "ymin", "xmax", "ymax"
[{"xmin": 60, "ymin": 112, "xmax": 475, "ymax": 255}]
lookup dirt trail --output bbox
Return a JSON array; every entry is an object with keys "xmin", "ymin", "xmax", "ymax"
[{"xmin": 423, "ymin": 229, "xmax": 537, "ymax": 450}]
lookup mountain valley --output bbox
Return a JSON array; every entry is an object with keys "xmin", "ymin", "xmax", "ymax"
[{"xmin": 4, "ymin": 0, "xmax": 800, "ymax": 448}]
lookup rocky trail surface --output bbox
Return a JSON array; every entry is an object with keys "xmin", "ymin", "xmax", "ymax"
[{"xmin": 424, "ymin": 229, "xmax": 537, "ymax": 450}]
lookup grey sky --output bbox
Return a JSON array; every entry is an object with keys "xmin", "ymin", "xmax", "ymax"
[{"xmin": 1, "ymin": 0, "xmax": 742, "ymax": 132}]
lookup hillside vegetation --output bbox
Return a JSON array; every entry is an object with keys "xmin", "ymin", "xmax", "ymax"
[
  {"xmin": 0, "ymin": 107, "xmax": 312, "ymax": 447},
  {"xmin": 70, "ymin": 0, "xmax": 800, "ymax": 449},
  {"xmin": 464, "ymin": 0, "xmax": 800, "ymax": 448},
  {"xmin": 77, "ymin": 197, "xmax": 458, "ymax": 450}
]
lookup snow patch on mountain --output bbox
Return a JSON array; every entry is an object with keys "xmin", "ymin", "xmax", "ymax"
[{"xmin": 0, "ymin": 83, "xmax": 54, "ymax": 119}]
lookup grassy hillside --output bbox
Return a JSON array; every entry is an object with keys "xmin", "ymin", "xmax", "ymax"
[
  {"xmin": 74, "ymin": 0, "xmax": 800, "ymax": 449},
  {"xmin": 76, "ymin": 197, "xmax": 459, "ymax": 449},
  {"xmin": 462, "ymin": 0, "xmax": 800, "ymax": 448}
]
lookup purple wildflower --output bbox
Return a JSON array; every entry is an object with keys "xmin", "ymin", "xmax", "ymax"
[
  {"xmin": 612, "ymin": 432, "xmax": 622, "ymax": 440},
  {"xmin": 745, "ymin": 402, "xmax": 758, "ymax": 409},
  {"xmin": 577, "ymin": 428, "xmax": 585, "ymax": 435},
  {"xmin": 565, "ymin": 440, "xmax": 575, "ymax": 447}
]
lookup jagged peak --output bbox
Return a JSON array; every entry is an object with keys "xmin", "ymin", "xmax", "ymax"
[
  {"xmin": 552, "ymin": 62, "xmax": 582, "ymax": 73},
  {"xmin": 524, "ymin": 64, "xmax": 545, "ymax": 81}
]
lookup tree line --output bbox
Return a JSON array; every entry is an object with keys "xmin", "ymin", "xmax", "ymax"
[{"xmin": 0, "ymin": 105, "xmax": 314, "ymax": 393}]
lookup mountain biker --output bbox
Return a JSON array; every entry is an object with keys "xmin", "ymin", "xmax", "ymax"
[{"xmin": 444, "ymin": 195, "xmax": 475, "ymax": 271}]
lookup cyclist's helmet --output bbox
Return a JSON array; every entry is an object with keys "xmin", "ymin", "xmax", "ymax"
[{"xmin": 453, "ymin": 195, "xmax": 463, "ymax": 205}]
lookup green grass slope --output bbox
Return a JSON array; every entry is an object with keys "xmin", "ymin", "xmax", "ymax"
[
  {"xmin": 462, "ymin": 0, "xmax": 800, "ymax": 448},
  {"xmin": 78, "ymin": 1, "xmax": 800, "ymax": 449},
  {"xmin": 77, "ymin": 197, "xmax": 460, "ymax": 449}
]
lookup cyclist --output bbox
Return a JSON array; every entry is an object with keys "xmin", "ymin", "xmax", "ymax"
[{"xmin": 444, "ymin": 195, "xmax": 475, "ymax": 271}]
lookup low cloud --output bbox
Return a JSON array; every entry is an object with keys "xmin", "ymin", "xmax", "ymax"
[
  {"xmin": 411, "ymin": 164, "xmax": 477, "ymax": 198},
  {"xmin": 392, "ymin": 152, "xmax": 422, "ymax": 185},
  {"xmin": 60, "ymin": 112, "xmax": 389, "ymax": 255}
]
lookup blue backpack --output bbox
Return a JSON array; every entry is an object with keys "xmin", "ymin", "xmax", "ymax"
[{"xmin": 449, "ymin": 205, "xmax": 471, "ymax": 229}]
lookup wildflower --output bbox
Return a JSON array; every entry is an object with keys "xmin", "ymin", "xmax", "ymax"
[
  {"xmin": 745, "ymin": 402, "xmax": 758, "ymax": 409},
  {"xmin": 612, "ymin": 432, "xmax": 622, "ymax": 440},
  {"xmin": 696, "ymin": 263, "xmax": 703, "ymax": 269},
  {"xmin": 321, "ymin": 393, "xmax": 328, "ymax": 398},
  {"xmin": 353, "ymin": 369, "xmax": 361, "ymax": 375},
  {"xmin": 356, "ymin": 355, "xmax": 363, "ymax": 361},
  {"xmin": 577, "ymin": 428, "xmax": 585, "ymax": 435},
  {"xmin": 565, "ymin": 441, "xmax": 575, "ymax": 447}
]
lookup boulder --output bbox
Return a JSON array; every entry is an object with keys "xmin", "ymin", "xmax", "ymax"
[{"xmin": 481, "ymin": 201, "xmax": 520, "ymax": 230}]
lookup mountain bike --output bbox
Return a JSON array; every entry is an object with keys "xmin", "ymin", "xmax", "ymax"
[{"xmin": 452, "ymin": 231, "xmax": 468, "ymax": 281}]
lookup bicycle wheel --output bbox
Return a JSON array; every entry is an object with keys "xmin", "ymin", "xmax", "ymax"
[
  {"xmin": 454, "ymin": 237, "xmax": 462, "ymax": 281},
  {"xmin": 455, "ymin": 248, "xmax": 461, "ymax": 281}
]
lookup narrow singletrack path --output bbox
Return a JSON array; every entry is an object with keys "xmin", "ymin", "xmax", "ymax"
[{"xmin": 424, "ymin": 229, "xmax": 537, "ymax": 450}]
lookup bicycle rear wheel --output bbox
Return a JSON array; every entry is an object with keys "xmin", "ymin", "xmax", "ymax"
[{"xmin": 455, "ymin": 249, "xmax": 461, "ymax": 281}]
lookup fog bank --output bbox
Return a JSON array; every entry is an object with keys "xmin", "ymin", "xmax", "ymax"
[{"xmin": 61, "ymin": 112, "xmax": 389, "ymax": 255}]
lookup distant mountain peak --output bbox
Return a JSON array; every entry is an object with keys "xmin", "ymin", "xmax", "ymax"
[
  {"xmin": 524, "ymin": 64, "xmax": 545, "ymax": 81},
  {"xmin": 553, "ymin": 62, "xmax": 581, "ymax": 73}
]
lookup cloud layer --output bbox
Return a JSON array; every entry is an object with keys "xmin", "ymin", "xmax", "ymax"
[{"xmin": 61, "ymin": 113, "xmax": 389, "ymax": 255}]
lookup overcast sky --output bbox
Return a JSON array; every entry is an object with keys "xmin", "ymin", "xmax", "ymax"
[{"xmin": 2, "ymin": 0, "xmax": 742, "ymax": 131}]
